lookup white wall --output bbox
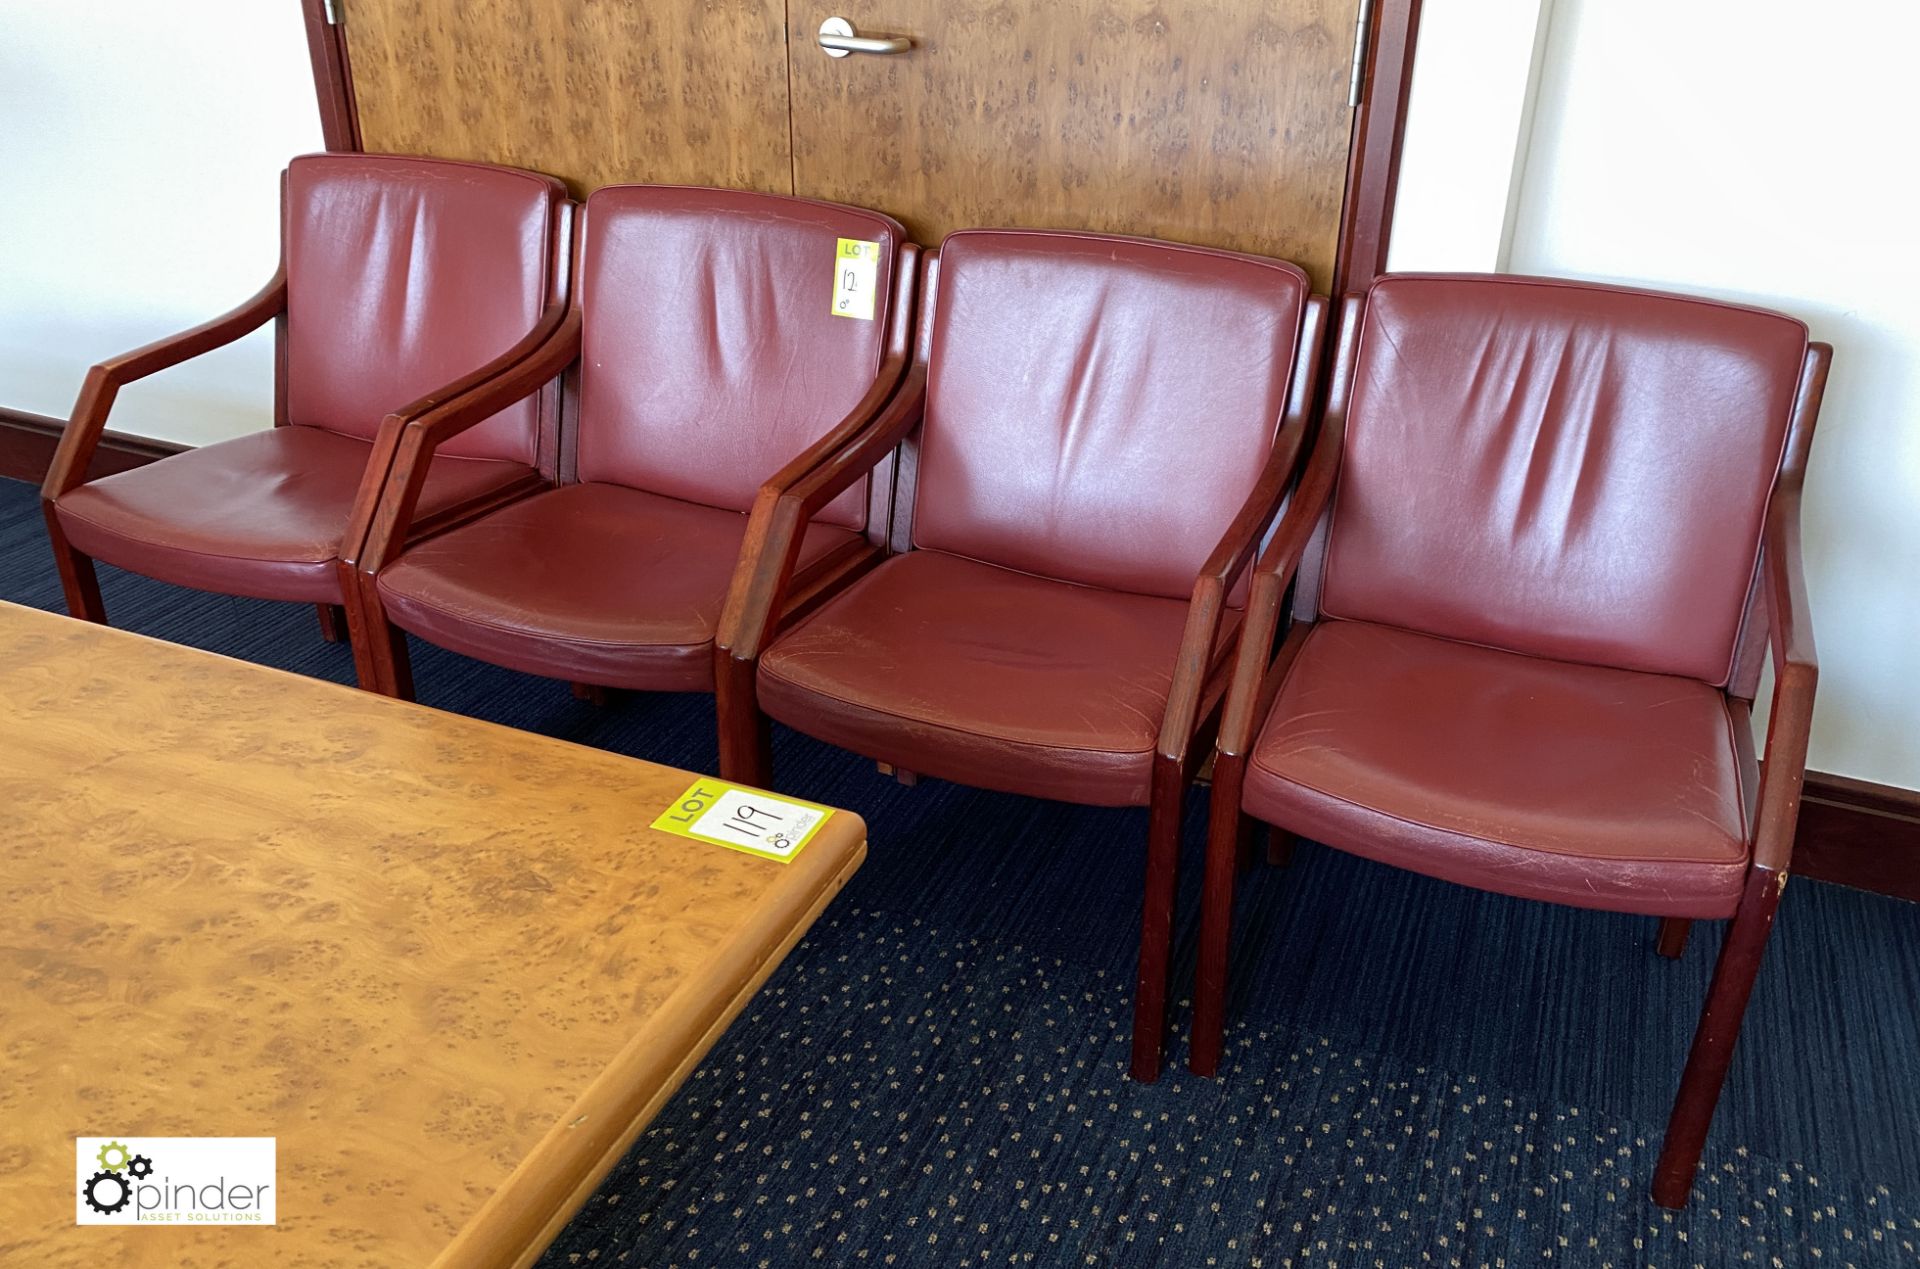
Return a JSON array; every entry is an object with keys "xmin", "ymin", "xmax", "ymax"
[
  {"xmin": 0, "ymin": 0, "xmax": 320, "ymax": 445},
  {"xmin": 1505, "ymin": 0, "xmax": 1920, "ymax": 789},
  {"xmin": 1394, "ymin": 0, "xmax": 1920, "ymax": 789},
  {"xmin": 1385, "ymin": 0, "xmax": 1550, "ymax": 273}
]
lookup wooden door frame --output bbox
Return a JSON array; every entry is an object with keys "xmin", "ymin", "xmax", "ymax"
[
  {"xmin": 1335, "ymin": 0, "xmax": 1422, "ymax": 296},
  {"xmin": 300, "ymin": 0, "xmax": 1421, "ymax": 290},
  {"xmin": 301, "ymin": 0, "xmax": 360, "ymax": 151}
]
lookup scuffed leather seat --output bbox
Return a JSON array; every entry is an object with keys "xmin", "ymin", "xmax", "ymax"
[
  {"xmin": 354, "ymin": 186, "xmax": 914, "ymax": 700},
  {"xmin": 378, "ymin": 482, "xmax": 862, "ymax": 691},
  {"xmin": 728, "ymin": 230, "xmax": 1328, "ymax": 1081},
  {"xmin": 1192, "ymin": 273, "xmax": 1831, "ymax": 1212},
  {"xmin": 44, "ymin": 153, "xmax": 567, "ymax": 628},
  {"xmin": 58, "ymin": 427, "xmax": 529, "ymax": 604},
  {"xmin": 1243, "ymin": 618, "xmax": 1755, "ymax": 916},
  {"xmin": 759, "ymin": 549, "xmax": 1237, "ymax": 805}
]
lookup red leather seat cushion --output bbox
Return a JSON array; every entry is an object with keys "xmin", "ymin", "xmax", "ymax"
[
  {"xmin": 53, "ymin": 425, "xmax": 532, "ymax": 604},
  {"xmin": 1243, "ymin": 620, "xmax": 1758, "ymax": 918},
  {"xmin": 757, "ymin": 550, "xmax": 1233, "ymax": 806},
  {"xmin": 375, "ymin": 482, "xmax": 861, "ymax": 691}
]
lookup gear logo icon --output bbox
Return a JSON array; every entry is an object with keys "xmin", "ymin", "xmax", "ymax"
[
  {"xmin": 82, "ymin": 1169, "xmax": 132, "ymax": 1215},
  {"xmin": 80, "ymin": 1141, "xmax": 153, "ymax": 1218}
]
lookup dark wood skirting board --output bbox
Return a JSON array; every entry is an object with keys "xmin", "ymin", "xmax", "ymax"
[
  {"xmin": 1796, "ymin": 773, "xmax": 1920, "ymax": 904},
  {"xmin": 1, "ymin": 407, "xmax": 1915, "ymax": 904},
  {"xmin": 0, "ymin": 406, "xmax": 186, "ymax": 486}
]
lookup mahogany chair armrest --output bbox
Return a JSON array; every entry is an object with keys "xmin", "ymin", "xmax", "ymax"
[
  {"xmin": 756, "ymin": 350, "xmax": 911, "ymax": 504},
  {"xmin": 43, "ymin": 269, "xmax": 288, "ymax": 499},
  {"xmin": 347, "ymin": 305, "xmax": 581, "ymax": 578},
  {"xmin": 1207, "ymin": 293, "xmax": 1366, "ymax": 764},
  {"xmin": 1212, "ymin": 402, "xmax": 1348, "ymax": 764},
  {"xmin": 756, "ymin": 242, "xmax": 921, "ymax": 505},
  {"xmin": 1746, "ymin": 339, "xmax": 1829, "ymax": 876},
  {"xmin": 386, "ymin": 303, "xmax": 578, "ymax": 437},
  {"xmin": 716, "ymin": 365, "xmax": 929, "ymax": 666},
  {"xmin": 789, "ymin": 364, "xmax": 929, "ymax": 519},
  {"xmin": 715, "ymin": 243, "xmax": 933, "ymax": 668},
  {"xmin": 1193, "ymin": 296, "xmax": 1330, "ymax": 593},
  {"xmin": 1748, "ymin": 487, "xmax": 1819, "ymax": 875},
  {"xmin": 1156, "ymin": 295, "xmax": 1330, "ymax": 765}
]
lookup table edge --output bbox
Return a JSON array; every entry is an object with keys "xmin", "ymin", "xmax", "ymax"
[{"xmin": 432, "ymin": 833, "xmax": 868, "ymax": 1269}]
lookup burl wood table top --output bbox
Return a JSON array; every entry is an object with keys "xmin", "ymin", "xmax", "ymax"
[{"xmin": 0, "ymin": 601, "xmax": 866, "ymax": 1267}]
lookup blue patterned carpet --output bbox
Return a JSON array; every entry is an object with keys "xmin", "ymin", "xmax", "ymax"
[{"xmin": 6, "ymin": 476, "xmax": 1919, "ymax": 1267}]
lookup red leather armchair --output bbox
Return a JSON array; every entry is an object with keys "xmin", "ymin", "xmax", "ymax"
[
  {"xmin": 350, "ymin": 186, "xmax": 916, "ymax": 703},
  {"xmin": 718, "ymin": 230, "xmax": 1327, "ymax": 1081},
  {"xmin": 42, "ymin": 154, "xmax": 569, "ymax": 651},
  {"xmin": 1190, "ymin": 275, "xmax": 1830, "ymax": 1208}
]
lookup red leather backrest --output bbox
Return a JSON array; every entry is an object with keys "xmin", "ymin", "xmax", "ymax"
[
  {"xmin": 1320, "ymin": 275, "xmax": 1808, "ymax": 685},
  {"xmin": 573, "ymin": 186, "xmax": 906, "ymax": 530},
  {"xmin": 911, "ymin": 231, "xmax": 1309, "ymax": 599},
  {"xmin": 283, "ymin": 154, "xmax": 564, "ymax": 465}
]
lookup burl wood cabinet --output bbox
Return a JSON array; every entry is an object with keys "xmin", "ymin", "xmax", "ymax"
[{"xmin": 303, "ymin": 0, "xmax": 1420, "ymax": 293}]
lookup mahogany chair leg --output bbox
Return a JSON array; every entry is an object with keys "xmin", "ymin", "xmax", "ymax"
[
  {"xmin": 1657, "ymin": 917, "xmax": 1692, "ymax": 959},
  {"xmin": 341, "ymin": 570, "xmax": 382, "ymax": 692},
  {"xmin": 360, "ymin": 596, "xmax": 415, "ymax": 700},
  {"xmin": 1651, "ymin": 870, "xmax": 1784, "ymax": 1208},
  {"xmin": 1189, "ymin": 756, "xmax": 1248, "ymax": 1077},
  {"xmin": 715, "ymin": 656, "xmax": 772, "ymax": 787},
  {"xmin": 877, "ymin": 762, "xmax": 919, "ymax": 786},
  {"xmin": 54, "ymin": 549, "xmax": 108, "ymax": 624},
  {"xmin": 315, "ymin": 603, "xmax": 349, "ymax": 643},
  {"xmin": 1130, "ymin": 758, "xmax": 1186, "ymax": 1083},
  {"xmin": 571, "ymin": 681, "xmax": 609, "ymax": 706},
  {"xmin": 44, "ymin": 510, "xmax": 107, "ymax": 624},
  {"xmin": 380, "ymin": 625, "xmax": 416, "ymax": 701},
  {"xmin": 1266, "ymin": 828, "xmax": 1296, "ymax": 869},
  {"xmin": 343, "ymin": 570, "xmax": 413, "ymax": 699}
]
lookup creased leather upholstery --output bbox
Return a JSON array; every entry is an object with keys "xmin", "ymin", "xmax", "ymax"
[
  {"xmin": 912, "ymin": 230, "xmax": 1309, "ymax": 599},
  {"xmin": 377, "ymin": 187, "xmax": 910, "ymax": 687},
  {"xmin": 574, "ymin": 186, "xmax": 905, "ymax": 529},
  {"xmin": 1241, "ymin": 276, "xmax": 1810, "ymax": 919},
  {"xmin": 760, "ymin": 232, "xmax": 1305, "ymax": 805},
  {"xmin": 1243, "ymin": 619, "xmax": 1757, "ymax": 917},
  {"xmin": 759, "ymin": 550, "xmax": 1239, "ymax": 805},
  {"xmin": 1320, "ymin": 274, "xmax": 1807, "ymax": 685},
  {"xmin": 55, "ymin": 426, "xmax": 531, "ymax": 604},
  {"xmin": 54, "ymin": 155, "xmax": 560, "ymax": 606},
  {"xmin": 285, "ymin": 153, "xmax": 566, "ymax": 466},
  {"xmin": 378, "ymin": 483, "xmax": 861, "ymax": 691}
]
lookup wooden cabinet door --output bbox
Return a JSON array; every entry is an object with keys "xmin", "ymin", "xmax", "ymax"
[
  {"xmin": 786, "ymin": 0, "xmax": 1362, "ymax": 289},
  {"xmin": 341, "ymin": 0, "xmax": 794, "ymax": 196}
]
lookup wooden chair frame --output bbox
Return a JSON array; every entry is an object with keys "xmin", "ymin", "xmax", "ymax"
[
  {"xmin": 42, "ymin": 268, "xmax": 290, "ymax": 625},
  {"xmin": 347, "ymin": 227, "xmax": 921, "ymax": 699},
  {"xmin": 1189, "ymin": 293, "xmax": 1833, "ymax": 1208},
  {"xmin": 42, "ymin": 175, "xmax": 574, "ymax": 655},
  {"xmin": 716, "ymin": 249, "xmax": 1329, "ymax": 1081}
]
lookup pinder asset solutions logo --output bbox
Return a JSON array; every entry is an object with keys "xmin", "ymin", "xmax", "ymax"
[{"xmin": 76, "ymin": 1137, "xmax": 276, "ymax": 1225}]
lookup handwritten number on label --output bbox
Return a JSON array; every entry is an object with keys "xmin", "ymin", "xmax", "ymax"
[{"xmin": 720, "ymin": 804, "xmax": 787, "ymax": 839}]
